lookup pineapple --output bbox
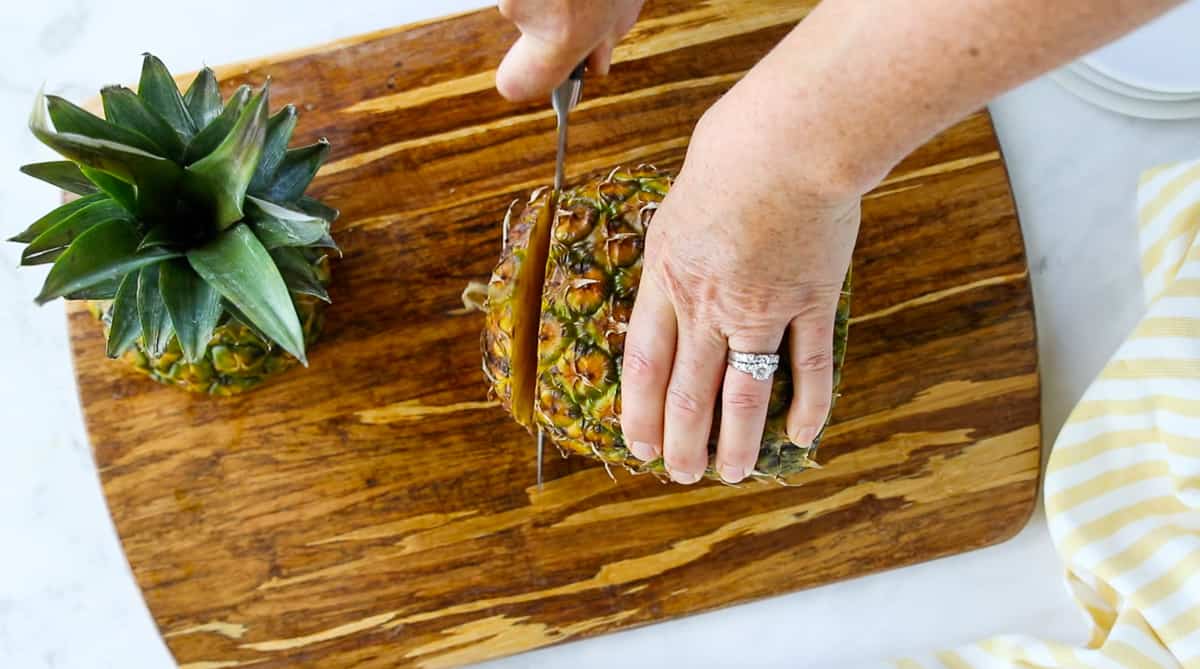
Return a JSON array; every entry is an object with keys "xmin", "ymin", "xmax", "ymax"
[
  {"xmin": 482, "ymin": 166, "xmax": 851, "ymax": 482},
  {"xmin": 12, "ymin": 55, "xmax": 338, "ymax": 395}
]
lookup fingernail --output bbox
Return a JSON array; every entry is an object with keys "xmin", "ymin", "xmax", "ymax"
[
  {"xmin": 669, "ymin": 468, "xmax": 702, "ymax": 485},
  {"xmin": 790, "ymin": 426, "xmax": 819, "ymax": 447},
  {"xmin": 718, "ymin": 463, "xmax": 748, "ymax": 484},
  {"xmin": 629, "ymin": 441, "xmax": 658, "ymax": 461}
]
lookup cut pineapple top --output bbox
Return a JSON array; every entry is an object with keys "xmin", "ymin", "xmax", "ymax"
[{"xmin": 13, "ymin": 54, "xmax": 339, "ymax": 374}]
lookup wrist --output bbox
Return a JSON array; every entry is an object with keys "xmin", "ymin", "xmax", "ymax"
[{"xmin": 698, "ymin": 76, "xmax": 888, "ymax": 206}]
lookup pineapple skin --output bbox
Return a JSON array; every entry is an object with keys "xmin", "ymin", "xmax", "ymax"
[
  {"xmin": 89, "ymin": 257, "xmax": 332, "ymax": 396},
  {"xmin": 484, "ymin": 166, "xmax": 852, "ymax": 482}
]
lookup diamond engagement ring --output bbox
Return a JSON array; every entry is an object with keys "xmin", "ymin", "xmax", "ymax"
[{"xmin": 727, "ymin": 351, "xmax": 780, "ymax": 381}]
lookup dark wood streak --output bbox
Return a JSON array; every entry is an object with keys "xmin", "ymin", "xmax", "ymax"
[{"xmin": 66, "ymin": 2, "xmax": 1041, "ymax": 667}]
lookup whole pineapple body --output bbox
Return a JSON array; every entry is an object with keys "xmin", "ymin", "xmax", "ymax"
[
  {"xmin": 483, "ymin": 166, "xmax": 851, "ymax": 482},
  {"xmin": 13, "ymin": 55, "xmax": 339, "ymax": 395}
]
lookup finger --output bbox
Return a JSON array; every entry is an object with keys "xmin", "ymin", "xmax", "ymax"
[
  {"xmin": 620, "ymin": 274, "xmax": 676, "ymax": 462},
  {"xmin": 496, "ymin": 0, "xmax": 518, "ymax": 21},
  {"xmin": 496, "ymin": 33, "xmax": 591, "ymax": 101},
  {"xmin": 615, "ymin": 1, "xmax": 644, "ymax": 35},
  {"xmin": 786, "ymin": 304, "xmax": 838, "ymax": 448},
  {"xmin": 587, "ymin": 39, "xmax": 614, "ymax": 76},
  {"xmin": 716, "ymin": 329, "xmax": 786, "ymax": 483},
  {"xmin": 662, "ymin": 322, "xmax": 726, "ymax": 484}
]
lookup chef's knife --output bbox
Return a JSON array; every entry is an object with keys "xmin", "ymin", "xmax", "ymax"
[
  {"xmin": 551, "ymin": 61, "xmax": 586, "ymax": 192},
  {"xmin": 538, "ymin": 61, "xmax": 586, "ymax": 490}
]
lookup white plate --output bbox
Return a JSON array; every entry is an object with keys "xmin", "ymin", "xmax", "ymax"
[
  {"xmin": 1050, "ymin": 66, "xmax": 1200, "ymax": 120},
  {"xmin": 1067, "ymin": 63, "xmax": 1200, "ymax": 103},
  {"xmin": 1082, "ymin": 0, "xmax": 1200, "ymax": 94}
]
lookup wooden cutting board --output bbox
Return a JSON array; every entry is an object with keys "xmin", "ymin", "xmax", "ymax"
[{"xmin": 67, "ymin": 1, "xmax": 1041, "ymax": 667}]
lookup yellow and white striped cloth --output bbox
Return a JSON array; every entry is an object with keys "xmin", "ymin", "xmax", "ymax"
[{"xmin": 899, "ymin": 157, "xmax": 1200, "ymax": 669}]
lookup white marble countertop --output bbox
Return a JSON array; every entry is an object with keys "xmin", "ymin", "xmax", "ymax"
[{"xmin": 3, "ymin": 1, "xmax": 1199, "ymax": 667}]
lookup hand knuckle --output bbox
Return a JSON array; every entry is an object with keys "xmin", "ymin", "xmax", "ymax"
[
  {"xmin": 666, "ymin": 386, "xmax": 705, "ymax": 416},
  {"xmin": 551, "ymin": 18, "xmax": 588, "ymax": 49},
  {"xmin": 621, "ymin": 346, "xmax": 661, "ymax": 379},
  {"xmin": 798, "ymin": 318, "xmax": 834, "ymax": 340},
  {"xmin": 792, "ymin": 283, "xmax": 843, "ymax": 315},
  {"xmin": 724, "ymin": 389, "xmax": 767, "ymax": 412},
  {"xmin": 655, "ymin": 264, "xmax": 699, "ymax": 318},
  {"xmin": 794, "ymin": 348, "xmax": 833, "ymax": 372}
]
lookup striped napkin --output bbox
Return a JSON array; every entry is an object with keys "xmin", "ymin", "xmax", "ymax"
[{"xmin": 898, "ymin": 158, "xmax": 1200, "ymax": 669}]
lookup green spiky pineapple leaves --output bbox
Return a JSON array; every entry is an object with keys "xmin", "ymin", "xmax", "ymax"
[
  {"xmin": 105, "ymin": 273, "xmax": 142, "ymax": 358},
  {"xmin": 182, "ymin": 84, "xmax": 270, "ymax": 228},
  {"xmin": 159, "ymin": 258, "xmax": 223, "ymax": 363},
  {"xmin": 34, "ymin": 218, "xmax": 179, "ymax": 305},
  {"xmin": 20, "ymin": 161, "xmax": 98, "ymax": 196},
  {"xmin": 182, "ymin": 67, "xmax": 222, "ymax": 130},
  {"xmin": 138, "ymin": 54, "xmax": 197, "ymax": 140},
  {"xmin": 187, "ymin": 225, "xmax": 307, "ymax": 365},
  {"xmin": 13, "ymin": 54, "xmax": 339, "ymax": 376}
]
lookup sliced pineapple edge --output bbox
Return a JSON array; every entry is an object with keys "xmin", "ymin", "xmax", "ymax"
[{"xmin": 482, "ymin": 186, "xmax": 556, "ymax": 429}]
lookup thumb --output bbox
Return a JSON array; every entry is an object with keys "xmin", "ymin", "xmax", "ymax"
[{"xmin": 496, "ymin": 33, "xmax": 590, "ymax": 101}]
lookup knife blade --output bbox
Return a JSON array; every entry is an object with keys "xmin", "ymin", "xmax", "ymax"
[
  {"xmin": 551, "ymin": 61, "xmax": 586, "ymax": 192},
  {"xmin": 538, "ymin": 61, "xmax": 586, "ymax": 490}
]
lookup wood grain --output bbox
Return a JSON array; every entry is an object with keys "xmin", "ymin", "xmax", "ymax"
[{"xmin": 66, "ymin": 1, "xmax": 1042, "ymax": 667}]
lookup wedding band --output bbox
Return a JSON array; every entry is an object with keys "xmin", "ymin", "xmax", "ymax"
[{"xmin": 727, "ymin": 351, "xmax": 780, "ymax": 381}]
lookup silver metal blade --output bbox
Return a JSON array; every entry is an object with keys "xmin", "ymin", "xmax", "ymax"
[
  {"xmin": 550, "ymin": 62, "xmax": 584, "ymax": 193},
  {"xmin": 539, "ymin": 63, "xmax": 584, "ymax": 490},
  {"xmin": 553, "ymin": 111, "xmax": 568, "ymax": 192},
  {"xmin": 536, "ymin": 428, "xmax": 545, "ymax": 490}
]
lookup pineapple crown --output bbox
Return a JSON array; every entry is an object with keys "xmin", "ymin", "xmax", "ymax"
[{"xmin": 12, "ymin": 54, "xmax": 339, "ymax": 366}]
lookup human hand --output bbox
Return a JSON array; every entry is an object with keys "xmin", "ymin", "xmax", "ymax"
[
  {"xmin": 619, "ymin": 80, "xmax": 871, "ymax": 485},
  {"xmin": 495, "ymin": 0, "xmax": 645, "ymax": 101}
]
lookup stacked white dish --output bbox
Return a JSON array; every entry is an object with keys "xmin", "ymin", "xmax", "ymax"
[{"xmin": 1051, "ymin": 0, "xmax": 1200, "ymax": 120}]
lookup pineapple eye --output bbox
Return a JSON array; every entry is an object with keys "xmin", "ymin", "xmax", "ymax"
[
  {"xmin": 605, "ymin": 297, "xmax": 634, "ymax": 353},
  {"xmin": 564, "ymin": 265, "xmax": 608, "ymax": 315},
  {"xmin": 612, "ymin": 266, "xmax": 641, "ymax": 300},
  {"xmin": 605, "ymin": 233, "xmax": 643, "ymax": 268},
  {"xmin": 553, "ymin": 206, "xmax": 596, "ymax": 244},
  {"xmin": 483, "ymin": 327, "xmax": 511, "ymax": 374},
  {"xmin": 210, "ymin": 345, "xmax": 238, "ymax": 373},
  {"xmin": 537, "ymin": 313, "xmax": 570, "ymax": 364},
  {"xmin": 582, "ymin": 419, "xmax": 617, "ymax": 453},
  {"xmin": 491, "ymin": 255, "xmax": 516, "ymax": 285},
  {"xmin": 538, "ymin": 382, "xmax": 579, "ymax": 429},
  {"xmin": 575, "ymin": 346, "xmax": 615, "ymax": 385},
  {"xmin": 597, "ymin": 179, "xmax": 636, "ymax": 204}
]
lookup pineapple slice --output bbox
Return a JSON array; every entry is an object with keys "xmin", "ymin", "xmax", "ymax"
[{"xmin": 482, "ymin": 187, "xmax": 555, "ymax": 428}]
